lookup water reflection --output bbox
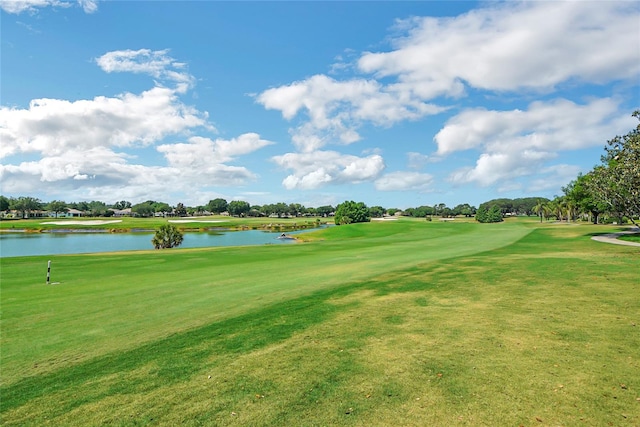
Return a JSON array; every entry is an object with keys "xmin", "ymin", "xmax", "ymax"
[{"xmin": 0, "ymin": 228, "xmax": 314, "ymax": 258}]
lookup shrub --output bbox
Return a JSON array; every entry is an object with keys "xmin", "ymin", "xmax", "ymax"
[
  {"xmin": 152, "ymin": 224, "xmax": 184, "ymax": 249},
  {"xmin": 476, "ymin": 205, "xmax": 503, "ymax": 223}
]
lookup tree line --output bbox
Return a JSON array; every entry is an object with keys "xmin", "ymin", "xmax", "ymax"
[
  {"xmin": 0, "ymin": 195, "xmax": 475, "ymax": 221},
  {"xmin": 476, "ymin": 111, "xmax": 639, "ymax": 226}
]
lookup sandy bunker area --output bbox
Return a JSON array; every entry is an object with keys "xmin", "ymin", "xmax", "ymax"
[{"xmin": 40, "ymin": 220, "xmax": 123, "ymax": 225}]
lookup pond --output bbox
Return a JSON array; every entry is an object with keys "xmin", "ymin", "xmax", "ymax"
[{"xmin": 0, "ymin": 228, "xmax": 314, "ymax": 258}]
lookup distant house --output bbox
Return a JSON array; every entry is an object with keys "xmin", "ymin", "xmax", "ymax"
[
  {"xmin": 11, "ymin": 210, "xmax": 47, "ymax": 218},
  {"xmin": 65, "ymin": 209, "xmax": 84, "ymax": 218},
  {"xmin": 48, "ymin": 209, "xmax": 83, "ymax": 218},
  {"xmin": 110, "ymin": 208, "xmax": 133, "ymax": 217}
]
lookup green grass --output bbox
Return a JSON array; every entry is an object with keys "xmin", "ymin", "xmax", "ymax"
[
  {"xmin": 1, "ymin": 219, "xmax": 639, "ymax": 426},
  {"xmin": 619, "ymin": 233, "xmax": 640, "ymax": 243}
]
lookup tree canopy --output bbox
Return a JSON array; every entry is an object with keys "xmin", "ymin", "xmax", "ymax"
[
  {"xmin": 207, "ymin": 198, "xmax": 228, "ymax": 214},
  {"xmin": 478, "ymin": 197, "xmax": 546, "ymax": 216},
  {"xmin": 475, "ymin": 205, "xmax": 503, "ymax": 223},
  {"xmin": 587, "ymin": 111, "xmax": 640, "ymax": 227},
  {"xmin": 0, "ymin": 195, "xmax": 10, "ymax": 212},
  {"xmin": 562, "ymin": 173, "xmax": 607, "ymax": 224},
  {"xmin": 334, "ymin": 201, "xmax": 370, "ymax": 225},
  {"xmin": 113, "ymin": 200, "xmax": 131, "ymax": 210},
  {"xmin": 46, "ymin": 200, "xmax": 68, "ymax": 217},
  {"xmin": 228, "ymin": 200, "xmax": 250, "ymax": 217},
  {"xmin": 132, "ymin": 202, "xmax": 155, "ymax": 217},
  {"xmin": 10, "ymin": 197, "xmax": 42, "ymax": 218}
]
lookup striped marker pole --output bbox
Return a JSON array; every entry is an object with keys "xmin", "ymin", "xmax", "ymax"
[{"xmin": 46, "ymin": 260, "xmax": 51, "ymax": 285}]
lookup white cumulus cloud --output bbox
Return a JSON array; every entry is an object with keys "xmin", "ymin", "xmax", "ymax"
[
  {"xmin": 0, "ymin": 86, "xmax": 208, "ymax": 158},
  {"xmin": 272, "ymin": 150, "xmax": 385, "ymax": 190},
  {"xmin": 374, "ymin": 171, "xmax": 434, "ymax": 192},
  {"xmin": 77, "ymin": 0, "xmax": 97, "ymax": 13},
  {"xmin": 434, "ymin": 98, "xmax": 629, "ymax": 156},
  {"xmin": 438, "ymin": 98, "xmax": 635, "ymax": 188},
  {"xmin": 0, "ymin": 0, "xmax": 96, "ymax": 14},
  {"xmin": 406, "ymin": 152, "xmax": 431, "ymax": 170},
  {"xmin": 96, "ymin": 49, "xmax": 195, "ymax": 91},
  {"xmin": 257, "ymin": 74, "xmax": 443, "ymax": 152},
  {"xmin": 358, "ymin": 1, "xmax": 639, "ymax": 96},
  {"xmin": 449, "ymin": 150, "xmax": 557, "ymax": 187},
  {"xmin": 158, "ymin": 133, "xmax": 274, "ymax": 172}
]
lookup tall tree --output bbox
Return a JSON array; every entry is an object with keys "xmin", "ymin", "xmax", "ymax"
[
  {"xmin": 563, "ymin": 173, "xmax": 606, "ymax": 224},
  {"xmin": 47, "ymin": 200, "xmax": 68, "ymax": 218},
  {"xmin": 369, "ymin": 205, "xmax": 385, "ymax": 218},
  {"xmin": 334, "ymin": 201, "xmax": 370, "ymax": 225},
  {"xmin": 274, "ymin": 202, "xmax": 289, "ymax": 217},
  {"xmin": 453, "ymin": 203, "xmax": 475, "ymax": 217},
  {"xmin": 588, "ymin": 111, "xmax": 640, "ymax": 227},
  {"xmin": 113, "ymin": 201, "xmax": 131, "ymax": 210},
  {"xmin": 88, "ymin": 200, "xmax": 107, "ymax": 217},
  {"xmin": 548, "ymin": 198, "xmax": 564, "ymax": 222},
  {"xmin": 228, "ymin": 200, "xmax": 250, "ymax": 217},
  {"xmin": 0, "ymin": 195, "xmax": 10, "ymax": 212},
  {"xmin": 132, "ymin": 202, "xmax": 154, "ymax": 217},
  {"xmin": 532, "ymin": 200, "xmax": 549, "ymax": 223},
  {"xmin": 153, "ymin": 202, "xmax": 172, "ymax": 216},
  {"xmin": 207, "ymin": 198, "xmax": 228, "ymax": 214},
  {"xmin": 315, "ymin": 205, "xmax": 334, "ymax": 217},
  {"xmin": 475, "ymin": 205, "xmax": 503, "ymax": 223},
  {"xmin": 10, "ymin": 197, "xmax": 42, "ymax": 218},
  {"xmin": 288, "ymin": 203, "xmax": 305, "ymax": 217},
  {"xmin": 487, "ymin": 205, "xmax": 503, "ymax": 222},
  {"xmin": 74, "ymin": 201, "xmax": 90, "ymax": 213},
  {"xmin": 564, "ymin": 199, "xmax": 576, "ymax": 223},
  {"xmin": 174, "ymin": 203, "xmax": 188, "ymax": 217},
  {"xmin": 475, "ymin": 206, "xmax": 488, "ymax": 223}
]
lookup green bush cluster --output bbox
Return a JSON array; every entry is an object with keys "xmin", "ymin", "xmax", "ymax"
[
  {"xmin": 334, "ymin": 200, "xmax": 371, "ymax": 225},
  {"xmin": 475, "ymin": 205, "xmax": 503, "ymax": 223}
]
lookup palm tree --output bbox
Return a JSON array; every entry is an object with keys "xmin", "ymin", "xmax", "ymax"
[
  {"xmin": 552, "ymin": 199, "xmax": 566, "ymax": 222},
  {"xmin": 532, "ymin": 200, "xmax": 548, "ymax": 223},
  {"xmin": 565, "ymin": 200, "xmax": 576, "ymax": 223},
  {"xmin": 152, "ymin": 224, "xmax": 184, "ymax": 249}
]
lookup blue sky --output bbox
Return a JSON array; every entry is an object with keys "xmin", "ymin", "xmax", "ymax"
[{"xmin": 1, "ymin": 1, "xmax": 638, "ymax": 209}]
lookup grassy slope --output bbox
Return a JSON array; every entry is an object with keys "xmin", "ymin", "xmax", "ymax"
[
  {"xmin": 1, "ymin": 220, "xmax": 639, "ymax": 426},
  {"xmin": 1, "ymin": 220, "xmax": 525, "ymax": 383}
]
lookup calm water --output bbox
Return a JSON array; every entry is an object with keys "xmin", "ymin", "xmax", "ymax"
[{"xmin": 0, "ymin": 229, "xmax": 308, "ymax": 258}]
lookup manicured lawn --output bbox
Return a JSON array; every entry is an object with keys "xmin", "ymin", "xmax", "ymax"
[
  {"xmin": 619, "ymin": 233, "xmax": 640, "ymax": 243},
  {"xmin": 1, "ymin": 219, "xmax": 638, "ymax": 426}
]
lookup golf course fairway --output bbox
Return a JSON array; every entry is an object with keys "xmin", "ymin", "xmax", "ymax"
[{"xmin": 1, "ymin": 219, "xmax": 638, "ymax": 426}]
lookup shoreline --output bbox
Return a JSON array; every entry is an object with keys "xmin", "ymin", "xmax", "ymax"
[{"xmin": 0, "ymin": 222, "xmax": 329, "ymax": 235}]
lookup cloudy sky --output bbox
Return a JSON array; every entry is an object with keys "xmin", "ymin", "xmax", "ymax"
[{"xmin": 1, "ymin": 1, "xmax": 638, "ymax": 209}]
